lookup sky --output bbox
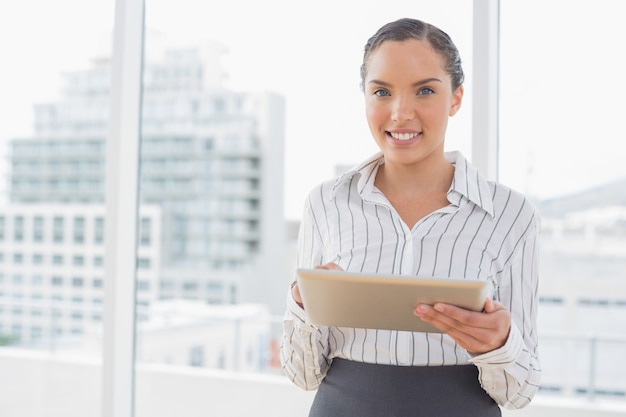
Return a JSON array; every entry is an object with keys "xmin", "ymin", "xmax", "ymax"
[{"xmin": 1, "ymin": 0, "xmax": 625, "ymax": 220}]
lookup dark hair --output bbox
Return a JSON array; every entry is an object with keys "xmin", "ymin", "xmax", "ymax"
[{"xmin": 360, "ymin": 18, "xmax": 464, "ymax": 92}]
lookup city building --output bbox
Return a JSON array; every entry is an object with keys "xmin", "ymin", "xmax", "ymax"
[
  {"xmin": 534, "ymin": 181, "xmax": 626, "ymax": 398},
  {"xmin": 1, "ymin": 38, "xmax": 287, "ymax": 350},
  {"xmin": 0, "ymin": 203, "xmax": 161, "ymax": 344}
]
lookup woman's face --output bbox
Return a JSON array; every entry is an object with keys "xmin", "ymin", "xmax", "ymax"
[{"xmin": 363, "ymin": 39, "xmax": 463, "ymax": 168}]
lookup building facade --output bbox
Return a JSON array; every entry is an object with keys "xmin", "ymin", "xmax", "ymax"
[
  {"xmin": 1, "ymin": 39, "xmax": 287, "ymax": 349},
  {"xmin": 0, "ymin": 204, "xmax": 161, "ymax": 344}
]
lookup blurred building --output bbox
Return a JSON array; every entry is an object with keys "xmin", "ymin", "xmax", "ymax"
[
  {"xmin": 0, "ymin": 38, "xmax": 287, "ymax": 349},
  {"xmin": 532, "ymin": 181, "xmax": 626, "ymax": 399}
]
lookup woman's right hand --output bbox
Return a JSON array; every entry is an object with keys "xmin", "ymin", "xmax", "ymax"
[
  {"xmin": 292, "ymin": 262, "xmax": 343, "ymax": 309},
  {"xmin": 291, "ymin": 281, "xmax": 304, "ymax": 309}
]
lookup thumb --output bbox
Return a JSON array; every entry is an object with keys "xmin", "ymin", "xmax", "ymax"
[{"xmin": 483, "ymin": 297, "xmax": 495, "ymax": 313}]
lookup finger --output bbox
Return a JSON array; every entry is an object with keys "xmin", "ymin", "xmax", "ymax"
[
  {"xmin": 416, "ymin": 307, "xmax": 489, "ymax": 347},
  {"xmin": 483, "ymin": 298, "xmax": 507, "ymax": 313},
  {"xmin": 314, "ymin": 262, "xmax": 342, "ymax": 271},
  {"xmin": 292, "ymin": 284, "xmax": 302, "ymax": 304},
  {"xmin": 488, "ymin": 299, "xmax": 508, "ymax": 312},
  {"xmin": 431, "ymin": 303, "xmax": 493, "ymax": 330}
]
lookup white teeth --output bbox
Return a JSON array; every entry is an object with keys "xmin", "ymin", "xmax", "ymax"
[{"xmin": 390, "ymin": 132, "xmax": 419, "ymax": 140}]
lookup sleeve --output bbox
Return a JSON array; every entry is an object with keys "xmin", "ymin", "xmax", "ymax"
[
  {"xmin": 469, "ymin": 216, "xmax": 542, "ymax": 409},
  {"xmin": 280, "ymin": 195, "xmax": 333, "ymax": 390}
]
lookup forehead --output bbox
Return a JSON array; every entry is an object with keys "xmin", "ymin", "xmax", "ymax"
[{"xmin": 365, "ymin": 39, "xmax": 447, "ymax": 81}]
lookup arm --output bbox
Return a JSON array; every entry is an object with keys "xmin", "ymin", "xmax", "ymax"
[
  {"xmin": 414, "ymin": 222, "xmax": 541, "ymax": 408},
  {"xmin": 280, "ymin": 198, "xmax": 333, "ymax": 390},
  {"xmin": 470, "ymin": 228, "xmax": 541, "ymax": 409},
  {"xmin": 280, "ymin": 287, "xmax": 331, "ymax": 390}
]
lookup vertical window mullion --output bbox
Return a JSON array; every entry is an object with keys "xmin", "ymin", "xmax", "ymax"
[
  {"xmin": 102, "ymin": 0, "xmax": 145, "ymax": 416},
  {"xmin": 472, "ymin": 0, "xmax": 500, "ymax": 180}
]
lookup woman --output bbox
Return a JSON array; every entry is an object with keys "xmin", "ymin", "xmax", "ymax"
[{"xmin": 281, "ymin": 18, "xmax": 540, "ymax": 416}]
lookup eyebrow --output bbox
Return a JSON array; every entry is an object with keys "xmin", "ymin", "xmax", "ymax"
[{"xmin": 367, "ymin": 78, "xmax": 443, "ymax": 87}]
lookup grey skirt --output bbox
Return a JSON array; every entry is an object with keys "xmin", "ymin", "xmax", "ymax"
[{"xmin": 308, "ymin": 359, "xmax": 501, "ymax": 417}]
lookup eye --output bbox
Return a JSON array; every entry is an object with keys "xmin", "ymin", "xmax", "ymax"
[
  {"xmin": 373, "ymin": 88, "xmax": 391, "ymax": 97},
  {"xmin": 417, "ymin": 87, "xmax": 435, "ymax": 95}
]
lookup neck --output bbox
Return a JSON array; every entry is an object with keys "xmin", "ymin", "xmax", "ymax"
[{"xmin": 376, "ymin": 155, "xmax": 454, "ymax": 196}]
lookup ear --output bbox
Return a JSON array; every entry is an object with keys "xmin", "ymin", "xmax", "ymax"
[{"xmin": 449, "ymin": 85, "xmax": 464, "ymax": 117}]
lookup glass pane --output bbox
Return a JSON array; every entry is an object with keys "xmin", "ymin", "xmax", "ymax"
[
  {"xmin": 500, "ymin": 0, "xmax": 626, "ymax": 401},
  {"xmin": 0, "ymin": 0, "xmax": 114, "ymax": 415},
  {"xmin": 137, "ymin": 1, "xmax": 473, "ymax": 415}
]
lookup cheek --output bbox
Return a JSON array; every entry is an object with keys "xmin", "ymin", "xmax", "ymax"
[
  {"xmin": 421, "ymin": 105, "xmax": 448, "ymax": 127},
  {"xmin": 365, "ymin": 101, "xmax": 387, "ymax": 127}
]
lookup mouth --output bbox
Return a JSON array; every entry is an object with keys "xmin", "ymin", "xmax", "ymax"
[{"xmin": 387, "ymin": 131, "xmax": 421, "ymax": 141}]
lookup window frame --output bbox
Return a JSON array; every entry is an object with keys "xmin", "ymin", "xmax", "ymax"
[{"xmin": 101, "ymin": 1, "xmax": 500, "ymax": 416}]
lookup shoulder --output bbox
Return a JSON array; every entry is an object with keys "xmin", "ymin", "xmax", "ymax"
[
  {"xmin": 488, "ymin": 180, "xmax": 541, "ymax": 233},
  {"xmin": 305, "ymin": 177, "xmax": 340, "ymax": 206},
  {"xmin": 305, "ymin": 152, "xmax": 383, "ymax": 205}
]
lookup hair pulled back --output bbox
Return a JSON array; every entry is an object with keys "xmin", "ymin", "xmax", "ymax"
[{"xmin": 360, "ymin": 18, "xmax": 464, "ymax": 92}]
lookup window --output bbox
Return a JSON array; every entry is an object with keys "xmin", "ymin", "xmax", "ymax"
[
  {"xmin": 7, "ymin": 1, "xmax": 625, "ymax": 415},
  {"xmin": 73, "ymin": 216, "xmax": 85, "ymax": 243},
  {"xmin": 53, "ymin": 217, "xmax": 64, "ymax": 243},
  {"xmin": 189, "ymin": 346, "xmax": 204, "ymax": 367},
  {"xmin": 137, "ymin": 257, "xmax": 151, "ymax": 269},
  {"xmin": 139, "ymin": 217, "xmax": 151, "ymax": 246},
  {"xmin": 72, "ymin": 255, "xmax": 84, "ymax": 266},
  {"xmin": 33, "ymin": 216, "xmax": 44, "ymax": 242},
  {"xmin": 31, "ymin": 327, "xmax": 43, "ymax": 339},
  {"xmin": 94, "ymin": 217, "xmax": 104, "ymax": 244},
  {"xmin": 13, "ymin": 216, "xmax": 24, "ymax": 242},
  {"xmin": 500, "ymin": 0, "xmax": 626, "ymax": 401}
]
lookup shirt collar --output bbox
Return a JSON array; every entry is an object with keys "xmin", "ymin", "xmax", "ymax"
[
  {"xmin": 445, "ymin": 151, "xmax": 495, "ymax": 217},
  {"xmin": 331, "ymin": 151, "xmax": 383, "ymax": 196},
  {"xmin": 331, "ymin": 150, "xmax": 495, "ymax": 217}
]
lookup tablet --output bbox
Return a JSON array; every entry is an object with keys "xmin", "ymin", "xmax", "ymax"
[{"xmin": 296, "ymin": 268, "xmax": 491, "ymax": 333}]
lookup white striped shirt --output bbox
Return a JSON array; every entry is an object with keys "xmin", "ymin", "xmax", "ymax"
[{"xmin": 281, "ymin": 151, "xmax": 541, "ymax": 409}]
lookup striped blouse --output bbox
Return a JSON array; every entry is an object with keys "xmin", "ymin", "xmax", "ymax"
[{"xmin": 280, "ymin": 151, "xmax": 541, "ymax": 410}]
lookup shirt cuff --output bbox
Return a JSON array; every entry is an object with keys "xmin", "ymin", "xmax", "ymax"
[{"xmin": 467, "ymin": 323, "xmax": 523, "ymax": 368}]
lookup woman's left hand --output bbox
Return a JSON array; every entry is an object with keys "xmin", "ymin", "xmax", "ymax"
[{"xmin": 413, "ymin": 298, "xmax": 511, "ymax": 355}]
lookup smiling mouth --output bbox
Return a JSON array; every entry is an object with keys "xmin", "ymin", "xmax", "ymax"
[{"xmin": 389, "ymin": 132, "xmax": 421, "ymax": 141}]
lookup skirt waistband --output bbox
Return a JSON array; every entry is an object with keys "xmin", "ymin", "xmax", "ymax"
[{"xmin": 308, "ymin": 358, "xmax": 501, "ymax": 417}]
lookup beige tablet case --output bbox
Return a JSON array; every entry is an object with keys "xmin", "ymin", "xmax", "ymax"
[{"xmin": 296, "ymin": 268, "xmax": 491, "ymax": 333}]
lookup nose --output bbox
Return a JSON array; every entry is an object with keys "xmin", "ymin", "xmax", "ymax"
[{"xmin": 391, "ymin": 95, "xmax": 416, "ymax": 122}]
